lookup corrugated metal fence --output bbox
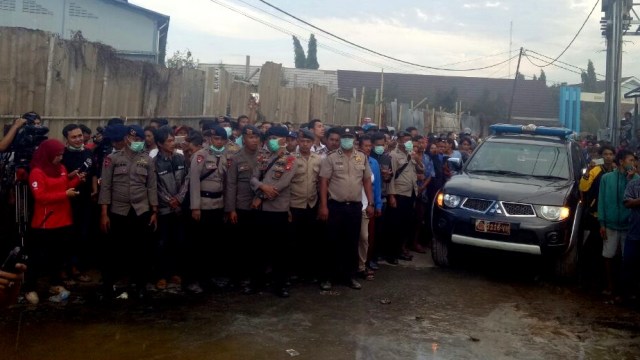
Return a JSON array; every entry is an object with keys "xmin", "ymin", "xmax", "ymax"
[{"xmin": 0, "ymin": 27, "xmax": 464, "ymax": 140}]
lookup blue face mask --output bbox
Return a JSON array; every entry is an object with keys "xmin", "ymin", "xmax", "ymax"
[
  {"xmin": 235, "ymin": 136, "xmax": 243, "ymax": 146},
  {"xmin": 129, "ymin": 141, "xmax": 144, "ymax": 153},
  {"xmin": 404, "ymin": 140, "xmax": 414, "ymax": 152},
  {"xmin": 210, "ymin": 145, "xmax": 225, "ymax": 154},
  {"xmin": 374, "ymin": 146, "xmax": 385, "ymax": 155},
  {"xmin": 223, "ymin": 127, "xmax": 232, "ymax": 138},
  {"xmin": 340, "ymin": 138, "xmax": 354, "ymax": 150},
  {"xmin": 267, "ymin": 138, "xmax": 281, "ymax": 152}
]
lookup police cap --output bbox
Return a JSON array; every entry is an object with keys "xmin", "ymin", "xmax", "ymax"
[
  {"xmin": 266, "ymin": 125, "xmax": 289, "ymax": 138},
  {"xmin": 241, "ymin": 124, "xmax": 260, "ymax": 136}
]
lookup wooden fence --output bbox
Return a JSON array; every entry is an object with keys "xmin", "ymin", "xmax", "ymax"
[{"xmin": 0, "ymin": 27, "xmax": 462, "ymax": 140}]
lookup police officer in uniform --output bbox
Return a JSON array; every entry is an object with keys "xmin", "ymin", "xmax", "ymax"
[
  {"xmin": 249, "ymin": 125, "xmax": 298, "ymax": 297},
  {"xmin": 289, "ymin": 128, "xmax": 322, "ymax": 280},
  {"xmin": 98, "ymin": 125, "xmax": 158, "ymax": 299},
  {"xmin": 225, "ymin": 124, "xmax": 261, "ymax": 290},
  {"xmin": 318, "ymin": 127, "xmax": 374, "ymax": 291},
  {"xmin": 188, "ymin": 124, "xmax": 229, "ymax": 292},
  {"xmin": 387, "ymin": 131, "xmax": 424, "ymax": 263}
]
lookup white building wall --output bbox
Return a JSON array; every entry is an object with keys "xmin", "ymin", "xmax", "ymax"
[{"xmin": 0, "ymin": 0, "xmax": 158, "ymax": 53}]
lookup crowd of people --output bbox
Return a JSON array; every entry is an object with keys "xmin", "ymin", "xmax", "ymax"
[{"xmin": 0, "ymin": 111, "xmax": 638, "ymax": 307}]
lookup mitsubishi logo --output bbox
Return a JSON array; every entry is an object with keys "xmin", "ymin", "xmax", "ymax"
[{"xmin": 489, "ymin": 203, "xmax": 502, "ymax": 215}]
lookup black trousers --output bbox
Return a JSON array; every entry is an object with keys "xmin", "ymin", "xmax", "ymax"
[
  {"xmin": 186, "ymin": 208, "xmax": 225, "ymax": 284},
  {"xmin": 24, "ymin": 226, "xmax": 72, "ymax": 292},
  {"xmin": 290, "ymin": 205, "xmax": 320, "ymax": 279},
  {"xmin": 251, "ymin": 211, "xmax": 290, "ymax": 289},
  {"xmin": 387, "ymin": 194, "xmax": 416, "ymax": 258},
  {"xmin": 102, "ymin": 208, "xmax": 153, "ymax": 290},
  {"xmin": 324, "ymin": 200, "xmax": 362, "ymax": 282},
  {"xmin": 232, "ymin": 208, "xmax": 258, "ymax": 280},
  {"xmin": 155, "ymin": 212, "xmax": 186, "ymax": 281}
]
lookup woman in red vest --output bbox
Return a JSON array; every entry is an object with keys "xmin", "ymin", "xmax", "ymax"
[{"xmin": 23, "ymin": 139, "xmax": 83, "ymax": 304}]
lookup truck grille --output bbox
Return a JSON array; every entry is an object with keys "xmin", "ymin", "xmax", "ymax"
[
  {"xmin": 501, "ymin": 202, "xmax": 535, "ymax": 216},
  {"xmin": 461, "ymin": 198, "xmax": 493, "ymax": 213}
]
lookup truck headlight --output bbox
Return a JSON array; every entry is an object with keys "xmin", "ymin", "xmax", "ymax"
[
  {"xmin": 538, "ymin": 205, "xmax": 570, "ymax": 221},
  {"xmin": 443, "ymin": 194, "xmax": 462, "ymax": 208}
]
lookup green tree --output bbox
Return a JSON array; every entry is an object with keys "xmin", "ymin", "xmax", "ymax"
[
  {"xmin": 166, "ymin": 49, "xmax": 198, "ymax": 69},
  {"xmin": 533, "ymin": 74, "xmax": 538, "ymax": 81},
  {"xmin": 292, "ymin": 36, "xmax": 306, "ymax": 69},
  {"xmin": 539, "ymin": 69, "xmax": 547, "ymax": 85},
  {"xmin": 581, "ymin": 60, "xmax": 597, "ymax": 92},
  {"xmin": 516, "ymin": 72, "xmax": 525, "ymax": 80},
  {"xmin": 305, "ymin": 34, "xmax": 320, "ymax": 69}
]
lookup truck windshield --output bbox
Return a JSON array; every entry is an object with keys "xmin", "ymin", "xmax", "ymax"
[{"xmin": 465, "ymin": 142, "xmax": 570, "ymax": 180}]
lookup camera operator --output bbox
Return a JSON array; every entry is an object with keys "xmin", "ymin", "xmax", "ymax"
[
  {"xmin": 0, "ymin": 117, "xmax": 27, "ymax": 153},
  {"xmin": 0, "ymin": 263, "xmax": 26, "ymax": 308}
]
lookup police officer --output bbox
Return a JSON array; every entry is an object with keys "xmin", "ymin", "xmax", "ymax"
[
  {"xmin": 219, "ymin": 116, "xmax": 241, "ymax": 155},
  {"xmin": 225, "ymin": 124, "xmax": 261, "ymax": 291},
  {"xmin": 289, "ymin": 128, "xmax": 322, "ymax": 280},
  {"xmin": 98, "ymin": 124, "xmax": 158, "ymax": 299},
  {"xmin": 387, "ymin": 131, "xmax": 424, "ymax": 264},
  {"xmin": 318, "ymin": 127, "xmax": 374, "ymax": 291},
  {"xmin": 188, "ymin": 124, "xmax": 229, "ymax": 293},
  {"xmin": 249, "ymin": 125, "xmax": 298, "ymax": 297}
]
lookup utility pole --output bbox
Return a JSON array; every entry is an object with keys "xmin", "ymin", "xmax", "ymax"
[
  {"xmin": 507, "ymin": 47, "xmax": 523, "ymax": 123},
  {"xmin": 603, "ymin": 0, "xmax": 625, "ymax": 145}
]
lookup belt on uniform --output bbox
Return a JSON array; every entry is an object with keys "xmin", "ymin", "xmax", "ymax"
[
  {"xmin": 328, "ymin": 199, "xmax": 361, "ymax": 207},
  {"xmin": 200, "ymin": 191, "xmax": 223, "ymax": 199}
]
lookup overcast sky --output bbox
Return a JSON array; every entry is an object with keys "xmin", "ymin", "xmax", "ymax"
[{"xmin": 130, "ymin": 0, "xmax": 638, "ymax": 85}]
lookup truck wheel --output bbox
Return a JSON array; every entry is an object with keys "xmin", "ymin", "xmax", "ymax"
[
  {"xmin": 431, "ymin": 235, "xmax": 451, "ymax": 267},
  {"xmin": 554, "ymin": 240, "xmax": 578, "ymax": 279}
]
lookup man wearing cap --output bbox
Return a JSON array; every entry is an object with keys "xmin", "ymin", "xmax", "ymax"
[
  {"xmin": 386, "ymin": 131, "xmax": 424, "ymax": 264},
  {"xmin": 289, "ymin": 128, "xmax": 322, "ymax": 280},
  {"xmin": 187, "ymin": 124, "xmax": 229, "ymax": 293},
  {"xmin": 248, "ymin": 126, "xmax": 298, "ymax": 297},
  {"xmin": 318, "ymin": 127, "xmax": 374, "ymax": 291},
  {"xmin": 98, "ymin": 124, "xmax": 158, "ymax": 299},
  {"xmin": 225, "ymin": 124, "xmax": 261, "ymax": 292},
  {"xmin": 286, "ymin": 130, "xmax": 298, "ymax": 153}
]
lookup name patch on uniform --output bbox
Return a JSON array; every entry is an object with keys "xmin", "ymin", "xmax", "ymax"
[{"xmin": 238, "ymin": 164, "xmax": 250, "ymax": 172}]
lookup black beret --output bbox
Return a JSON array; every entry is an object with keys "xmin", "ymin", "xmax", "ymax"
[
  {"xmin": 204, "ymin": 125, "xmax": 228, "ymax": 140},
  {"xmin": 266, "ymin": 125, "xmax": 290, "ymax": 138},
  {"xmin": 241, "ymin": 124, "xmax": 260, "ymax": 136},
  {"xmin": 300, "ymin": 129, "xmax": 315, "ymax": 140}
]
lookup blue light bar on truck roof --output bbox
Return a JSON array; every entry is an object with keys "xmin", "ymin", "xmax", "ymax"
[{"xmin": 489, "ymin": 124, "xmax": 573, "ymax": 139}]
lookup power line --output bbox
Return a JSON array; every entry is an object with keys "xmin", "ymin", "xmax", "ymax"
[
  {"xmin": 208, "ymin": 0, "xmax": 411, "ymax": 73},
  {"xmin": 530, "ymin": 0, "xmax": 600, "ymax": 67},
  {"xmin": 525, "ymin": 49, "xmax": 606, "ymax": 78},
  {"xmin": 257, "ymin": 0, "xmax": 520, "ymax": 72},
  {"xmin": 232, "ymin": 0, "xmax": 423, "ymax": 74},
  {"xmin": 523, "ymin": 52, "xmax": 585, "ymax": 77}
]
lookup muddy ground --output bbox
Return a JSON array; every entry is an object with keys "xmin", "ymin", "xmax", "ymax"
[{"xmin": 1, "ymin": 250, "xmax": 638, "ymax": 360}]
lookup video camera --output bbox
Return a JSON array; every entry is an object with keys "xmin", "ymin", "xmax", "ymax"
[{"xmin": 5, "ymin": 112, "xmax": 49, "ymax": 170}]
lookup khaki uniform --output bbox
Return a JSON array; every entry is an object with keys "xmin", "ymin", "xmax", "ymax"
[
  {"xmin": 190, "ymin": 148, "xmax": 227, "ymax": 210},
  {"xmin": 225, "ymin": 148, "xmax": 258, "ymax": 212},
  {"xmin": 388, "ymin": 148, "xmax": 420, "ymax": 197},
  {"xmin": 290, "ymin": 152, "xmax": 322, "ymax": 209},
  {"xmin": 225, "ymin": 141, "xmax": 241, "ymax": 155},
  {"xmin": 250, "ymin": 149, "xmax": 297, "ymax": 212},
  {"xmin": 319, "ymin": 149, "xmax": 372, "ymax": 203},
  {"xmin": 98, "ymin": 150, "xmax": 158, "ymax": 216}
]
